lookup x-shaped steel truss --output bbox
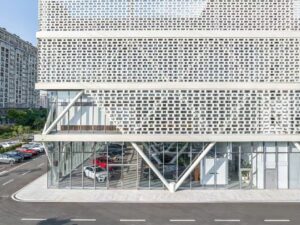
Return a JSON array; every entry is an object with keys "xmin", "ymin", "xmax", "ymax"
[{"xmin": 131, "ymin": 142, "xmax": 216, "ymax": 192}]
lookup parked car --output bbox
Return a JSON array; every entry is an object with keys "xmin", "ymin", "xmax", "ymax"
[
  {"xmin": 21, "ymin": 144, "xmax": 31, "ymax": 148},
  {"xmin": 108, "ymin": 143, "xmax": 123, "ymax": 149},
  {"xmin": 31, "ymin": 146, "xmax": 45, "ymax": 153},
  {"xmin": 3, "ymin": 152, "xmax": 23, "ymax": 162},
  {"xmin": 16, "ymin": 148, "xmax": 39, "ymax": 156},
  {"xmin": 92, "ymin": 157, "xmax": 113, "ymax": 171},
  {"xmin": 84, "ymin": 166, "xmax": 109, "ymax": 182},
  {"xmin": 0, "ymin": 154, "xmax": 16, "ymax": 165},
  {"xmin": 108, "ymin": 148, "xmax": 123, "ymax": 157},
  {"xmin": 107, "ymin": 146, "xmax": 125, "ymax": 159},
  {"xmin": 5, "ymin": 151, "xmax": 32, "ymax": 160},
  {"xmin": 28, "ymin": 142, "xmax": 43, "ymax": 147},
  {"xmin": 22, "ymin": 143, "xmax": 45, "ymax": 153},
  {"xmin": 0, "ymin": 142, "xmax": 11, "ymax": 149},
  {"xmin": 8, "ymin": 141, "xmax": 18, "ymax": 145},
  {"xmin": 26, "ymin": 136, "xmax": 34, "ymax": 142}
]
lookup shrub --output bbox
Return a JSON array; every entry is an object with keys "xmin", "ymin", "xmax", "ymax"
[{"xmin": 0, "ymin": 126, "xmax": 12, "ymax": 135}]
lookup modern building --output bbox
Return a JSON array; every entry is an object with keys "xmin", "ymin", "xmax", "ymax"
[
  {"xmin": 36, "ymin": 0, "xmax": 300, "ymax": 192},
  {"xmin": 0, "ymin": 27, "xmax": 38, "ymax": 109}
]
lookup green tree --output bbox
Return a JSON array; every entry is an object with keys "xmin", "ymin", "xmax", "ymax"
[
  {"xmin": 7, "ymin": 109, "xmax": 27, "ymax": 126},
  {"xmin": 12, "ymin": 125, "xmax": 24, "ymax": 141},
  {"xmin": 6, "ymin": 108, "xmax": 47, "ymax": 131}
]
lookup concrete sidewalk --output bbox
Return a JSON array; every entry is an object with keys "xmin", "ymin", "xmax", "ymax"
[{"xmin": 13, "ymin": 174, "xmax": 300, "ymax": 203}]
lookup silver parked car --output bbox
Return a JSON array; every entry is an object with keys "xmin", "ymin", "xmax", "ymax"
[{"xmin": 0, "ymin": 154, "xmax": 16, "ymax": 165}]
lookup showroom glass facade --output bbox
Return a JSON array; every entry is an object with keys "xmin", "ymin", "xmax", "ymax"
[
  {"xmin": 46, "ymin": 91, "xmax": 119, "ymax": 134},
  {"xmin": 47, "ymin": 142, "xmax": 300, "ymax": 190}
]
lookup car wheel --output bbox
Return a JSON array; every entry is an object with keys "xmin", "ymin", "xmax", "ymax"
[{"xmin": 97, "ymin": 177, "xmax": 106, "ymax": 183}]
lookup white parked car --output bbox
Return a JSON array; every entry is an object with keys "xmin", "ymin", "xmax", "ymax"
[
  {"xmin": 31, "ymin": 146, "xmax": 45, "ymax": 153},
  {"xmin": 0, "ymin": 142, "xmax": 11, "ymax": 149},
  {"xmin": 0, "ymin": 154, "xmax": 16, "ymax": 164},
  {"xmin": 84, "ymin": 166, "xmax": 109, "ymax": 182}
]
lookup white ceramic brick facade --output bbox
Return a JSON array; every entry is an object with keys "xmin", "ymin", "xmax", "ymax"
[
  {"xmin": 39, "ymin": 0, "xmax": 300, "ymax": 31},
  {"xmin": 38, "ymin": 38, "xmax": 300, "ymax": 83},
  {"xmin": 38, "ymin": 0, "xmax": 300, "ymax": 137},
  {"xmin": 86, "ymin": 89, "xmax": 300, "ymax": 135}
]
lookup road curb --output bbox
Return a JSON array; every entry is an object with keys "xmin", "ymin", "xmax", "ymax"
[
  {"xmin": 11, "ymin": 173, "xmax": 47, "ymax": 203},
  {"xmin": 11, "ymin": 188, "xmax": 300, "ymax": 203}
]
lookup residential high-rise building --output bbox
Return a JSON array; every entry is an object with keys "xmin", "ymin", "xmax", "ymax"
[
  {"xmin": 36, "ymin": 0, "xmax": 300, "ymax": 192},
  {"xmin": 0, "ymin": 27, "xmax": 38, "ymax": 109}
]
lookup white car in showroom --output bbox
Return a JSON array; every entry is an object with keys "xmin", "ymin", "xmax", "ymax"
[{"xmin": 83, "ymin": 166, "xmax": 109, "ymax": 182}]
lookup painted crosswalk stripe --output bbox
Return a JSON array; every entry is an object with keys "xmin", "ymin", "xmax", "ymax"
[
  {"xmin": 0, "ymin": 171, "xmax": 8, "ymax": 176},
  {"xmin": 2, "ymin": 179, "xmax": 14, "ymax": 186},
  {"xmin": 70, "ymin": 219, "xmax": 96, "ymax": 222},
  {"xmin": 215, "ymin": 219, "xmax": 241, "ymax": 222},
  {"xmin": 21, "ymin": 170, "xmax": 31, "ymax": 176},
  {"xmin": 37, "ymin": 163, "xmax": 44, "ymax": 167},
  {"xmin": 0, "ymin": 195, "xmax": 9, "ymax": 198},
  {"xmin": 120, "ymin": 219, "xmax": 146, "ymax": 222},
  {"xmin": 264, "ymin": 219, "xmax": 290, "ymax": 222},
  {"xmin": 21, "ymin": 218, "xmax": 47, "ymax": 221}
]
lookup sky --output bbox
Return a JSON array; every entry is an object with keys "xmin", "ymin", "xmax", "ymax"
[{"xmin": 0, "ymin": 0, "xmax": 38, "ymax": 46}]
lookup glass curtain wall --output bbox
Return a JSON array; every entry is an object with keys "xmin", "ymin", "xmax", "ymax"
[
  {"xmin": 46, "ymin": 91, "xmax": 118, "ymax": 134},
  {"xmin": 47, "ymin": 142, "xmax": 300, "ymax": 190}
]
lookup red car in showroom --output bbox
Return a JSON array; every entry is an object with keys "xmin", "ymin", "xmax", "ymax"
[
  {"xmin": 92, "ymin": 156, "xmax": 113, "ymax": 171},
  {"xmin": 16, "ymin": 148, "xmax": 39, "ymax": 156}
]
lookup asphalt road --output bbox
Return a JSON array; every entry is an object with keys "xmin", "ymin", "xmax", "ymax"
[{"xmin": 1, "ymin": 156, "xmax": 300, "ymax": 225}]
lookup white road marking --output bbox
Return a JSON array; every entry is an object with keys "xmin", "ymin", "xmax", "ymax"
[
  {"xmin": 0, "ymin": 155, "xmax": 44, "ymax": 177},
  {"xmin": 21, "ymin": 218, "xmax": 47, "ymax": 221},
  {"xmin": 120, "ymin": 219, "xmax": 146, "ymax": 222},
  {"xmin": 70, "ymin": 219, "xmax": 96, "ymax": 222},
  {"xmin": 0, "ymin": 161, "xmax": 30, "ymax": 175},
  {"xmin": 2, "ymin": 179, "xmax": 14, "ymax": 186},
  {"xmin": 264, "ymin": 219, "xmax": 290, "ymax": 222},
  {"xmin": 0, "ymin": 170, "xmax": 8, "ymax": 176},
  {"xmin": 0, "ymin": 156, "xmax": 44, "ymax": 175},
  {"xmin": 215, "ymin": 219, "xmax": 241, "ymax": 222},
  {"xmin": 0, "ymin": 195, "xmax": 9, "ymax": 198},
  {"xmin": 21, "ymin": 170, "xmax": 31, "ymax": 176},
  {"xmin": 37, "ymin": 163, "xmax": 44, "ymax": 168},
  {"xmin": 170, "ymin": 219, "xmax": 196, "ymax": 222}
]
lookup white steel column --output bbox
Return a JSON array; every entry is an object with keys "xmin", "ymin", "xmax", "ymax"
[
  {"xmin": 42, "ymin": 142, "xmax": 52, "ymax": 167},
  {"xmin": 43, "ymin": 91, "xmax": 84, "ymax": 135},
  {"xmin": 174, "ymin": 142, "xmax": 216, "ymax": 191},
  {"xmin": 131, "ymin": 142, "xmax": 173, "ymax": 192},
  {"xmin": 43, "ymin": 101, "xmax": 56, "ymax": 134}
]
